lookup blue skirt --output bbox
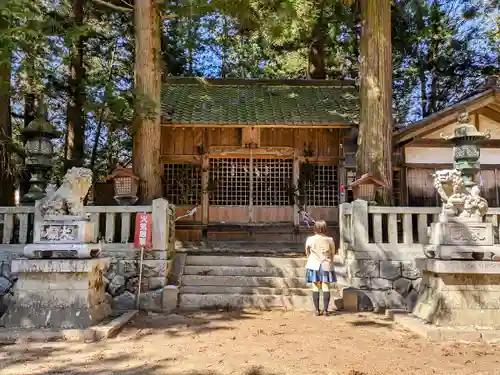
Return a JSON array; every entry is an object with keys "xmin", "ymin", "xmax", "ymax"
[{"xmin": 306, "ymin": 265, "xmax": 337, "ymax": 283}]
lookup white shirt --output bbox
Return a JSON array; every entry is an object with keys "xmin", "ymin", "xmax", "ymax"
[{"xmin": 305, "ymin": 234, "xmax": 335, "ymax": 271}]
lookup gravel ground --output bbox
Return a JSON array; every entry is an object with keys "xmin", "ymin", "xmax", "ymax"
[{"xmin": 1, "ymin": 310, "xmax": 500, "ymax": 375}]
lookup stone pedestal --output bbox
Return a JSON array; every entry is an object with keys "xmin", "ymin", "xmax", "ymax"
[
  {"xmin": 0, "ymin": 258, "xmax": 111, "ymax": 329},
  {"xmin": 25, "ymin": 215, "xmax": 100, "ymax": 259},
  {"xmin": 425, "ymin": 220, "xmax": 497, "ymax": 260},
  {"xmin": 413, "ymin": 259, "xmax": 500, "ymax": 329}
]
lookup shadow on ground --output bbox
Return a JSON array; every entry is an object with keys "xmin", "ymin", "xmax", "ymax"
[{"xmin": 127, "ymin": 308, "xmax": 261, "ymax": 340}]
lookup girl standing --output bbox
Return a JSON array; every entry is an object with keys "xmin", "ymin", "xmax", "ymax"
[{"xmin": 305, "ymin": 220, "xmax": 337, "ymax": 316}]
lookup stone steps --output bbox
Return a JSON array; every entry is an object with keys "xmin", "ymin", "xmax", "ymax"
[
  {"xmin": 179, "ymin": 294, "xmax": 315, "ymax": 310},
  {"xmin": 183, "ymin": 265, "xmax": 305, "ymax": 277},
  {"xmin": 178, "ymin": 253, "xmax": 341, "ymax": 311},
  {"xmin": 185, "ymin": 255, "xmax": 307, "ymax": 268},
  {"xmin": 182, "ymin": 275, "xmax": 309, "ymax": 288},
  {"xmin": 179, "ymin": 286, "xmax": 311, "ymax": 296}
]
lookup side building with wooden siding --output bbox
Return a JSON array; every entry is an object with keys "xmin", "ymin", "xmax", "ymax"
[
  {"xmin": 393, "ymin": 83, "xmax": 500, "ymax": 207},
  {"xmin": 160, "ymin": 78, "xmax": 359, "ymax": 243}
]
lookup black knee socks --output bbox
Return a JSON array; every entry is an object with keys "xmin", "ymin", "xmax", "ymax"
[
  {"xmin": 323, "ymin": 291, "xmax": 331, "ymax": 312},
  {"xmin": 312, "ymin": 291, "xmax": 320, "ymax": 312}
]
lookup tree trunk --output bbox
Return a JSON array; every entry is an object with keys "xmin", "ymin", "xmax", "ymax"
[
  {"xmin": 308, "ymin": 1, "xmax": 326, "ymax": 79},
  {"xmin": 64, "ymin": 0, "xmax": 86, "ymax": 169},
  {"xmin": 0, "ymin": 16, "xmax": 15, "ymax": 206},
  {"xmin": 356, "ymin": 0, "xmax": 393, "ymax": 205},
  {"xmin": 132, "ymin": 0, "xmax": 163, "ymax": 203}
]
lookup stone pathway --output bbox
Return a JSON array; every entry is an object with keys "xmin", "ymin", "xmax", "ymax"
[{"xmin": 1, "ymin": 310, "xmax": 499, "ymax": 375}]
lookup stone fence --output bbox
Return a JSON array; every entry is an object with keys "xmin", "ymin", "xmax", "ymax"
[
  {"xmin": 338, "ymin": 200, "xmax": 500, "ymax": 311},
  {"xmin": 0, "ymin": 198, "xmax": 176, "ymax": 314}
]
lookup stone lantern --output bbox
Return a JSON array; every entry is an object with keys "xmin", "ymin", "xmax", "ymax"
[
  {"xmin": 20, "ymin": 110, "xmax": 60, "ymax": 205},
  {"xmin": 105, "ymin": 166, "xmax": 139, "ymax": 205},
  {"xmin": 349, "ymin": 173, "xmax": 388, "ymax": 203}
]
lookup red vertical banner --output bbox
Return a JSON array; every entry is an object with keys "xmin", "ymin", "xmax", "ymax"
[{"xmin": 134, "ymin": 213, "xmax": 152, "ymax": 249}]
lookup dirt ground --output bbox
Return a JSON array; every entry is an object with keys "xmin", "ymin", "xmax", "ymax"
[{"xmin": 1, "ymin": 310, "xmax": 500, "ymax": 375}]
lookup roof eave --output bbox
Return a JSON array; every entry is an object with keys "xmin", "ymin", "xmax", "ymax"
[
  {"xmin": 393, "ymin": 89, "xmax": 496, "ymax": 146},
  {"xmin": 161, "ymin": 122, "xmax": 357, "ymax": 128}
]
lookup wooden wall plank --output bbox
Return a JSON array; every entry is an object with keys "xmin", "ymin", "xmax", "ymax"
[
  {"xmin": 162, "ymin": 128, "xmax": 175, "ymax": 155},
  {"xmin": 209, "ymin": 207, "xmax": 248, "ymax": 223},
  {"xmin": 184, "ymin": 128, "xmax": 194, "ymax": 155},
  {"xmin": 174, "ymin": 128, "xmax": 185, "ymax": 155}
]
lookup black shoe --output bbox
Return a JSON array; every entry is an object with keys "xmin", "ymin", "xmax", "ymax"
[{"xmin": 315, "ymin": 310, "xmax": 322, "ymax": 316}]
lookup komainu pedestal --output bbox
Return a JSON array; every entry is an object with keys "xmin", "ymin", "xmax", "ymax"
[
  {"xmin": 0, "ymin": 258, "xmax": 111, "ymax": 329},
  {"xmin": 413, "ymin": 259, "xmax": 500, "ymax": 329},
  {"xmin": 23, "ymin": 167, "xmax": 101, "ymax": 259}
]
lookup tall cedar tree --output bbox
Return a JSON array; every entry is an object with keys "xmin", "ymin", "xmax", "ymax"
[
  {"xmin": 132, "ymin": 0, "xmax": 163, "ymax": 202},
  {"xmin": 0, "ymin": 15, "xmax": 15, "ymax": 205},
  {"xmin": 355, "ymin": 0, "xmax": 393, "ymax": 204},
  {"xmin": 65, "ymin": 0, "xmax": 87, "ymax": 169}
]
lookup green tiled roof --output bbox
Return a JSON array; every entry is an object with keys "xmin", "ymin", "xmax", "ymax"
[{"xmin": 161, "ymin": 78, "xmax": 359, "ymax": 126}]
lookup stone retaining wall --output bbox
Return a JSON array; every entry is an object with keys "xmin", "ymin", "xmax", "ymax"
[
  {"xmin": 342, "ymin": 251, "xmax": 422, "ymax": 311},
  {"xmin": 339, "ymin": 200, "xmax": 426, "ymax": 312}
]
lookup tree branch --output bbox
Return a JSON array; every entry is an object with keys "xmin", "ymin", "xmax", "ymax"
[{"xmin": 91, "ymin": 0, "xmax": 133, "ymax": 12}]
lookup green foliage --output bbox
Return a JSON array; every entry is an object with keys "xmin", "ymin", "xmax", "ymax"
[{"xmin": 0, "ymin": 0, "xmax": 498, "ymax": 197}]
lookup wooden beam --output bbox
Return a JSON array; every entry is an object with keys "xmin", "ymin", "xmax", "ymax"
[
  {"xmin": 297, "ymin": 156, "xmax": 340, "ymax": 163},
  {"xmin": 162, "ymin": 123, "xmax": 355, "ymax": 129},
  {"xmin": 406, "ymin": 139, "xmax": 500, "ymax": 148},
  {"xmin": 413, "ymin": 120, "xmax": 455, "ymax": 140},
  {"xmin": 207, "ymin": 146, "xmax": 295, "ymax": 157},
  {"xmin": 161, "ymin": 155, "xmax": 201, "ymax": 164},
  {"xmin": 478, "ymin": 107, "xmax": 500, "ymax": 124},
  {"xmin": 488, "ymin": 103, "xmax": 500, "ymax": 113}
]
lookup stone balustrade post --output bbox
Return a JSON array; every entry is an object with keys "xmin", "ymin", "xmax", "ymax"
[
  {"xmin": 339, "ymin": 202, "xmax": 352, "ymax": 257},
  {"xmin": 152, "ymin": 198, "xmax": 171, "ymax": 253},
  {"xmin": 351, "ymin": 199, "xmax": 369, "ymax": 251}
]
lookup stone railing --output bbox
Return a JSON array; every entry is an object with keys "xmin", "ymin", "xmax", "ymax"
[
  {"xmin": 0, "ymin": 198, "xmax": 177, "ymax": 313},
  {"xmin": 0, "ymin": 199, "xmax": 176, "ymax": 248},
  {"xmin": 337, "ymin": 200, "xmax": 500, "ymax": 312},
  {"xmin": 340, "ymin": 200, "xmax": 500, "ymax": 252}
]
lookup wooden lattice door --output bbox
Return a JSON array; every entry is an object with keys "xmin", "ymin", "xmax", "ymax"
[{"xmin": 208, "ymin": 156, "xmax": 293, "ymax": 223}]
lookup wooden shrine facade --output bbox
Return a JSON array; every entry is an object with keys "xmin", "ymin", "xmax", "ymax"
[{"xmin": 160, "ymin": 78, "xmax": 359, "ymax": 242}]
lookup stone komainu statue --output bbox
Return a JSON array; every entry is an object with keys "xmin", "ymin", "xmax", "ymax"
[
  {"xmin": 432, "ymin": 169, "xmax": 488, "ymax": 220},
  {"xmin": 38, "ymin": 167, "xmax": 93, "ymax": 217}
]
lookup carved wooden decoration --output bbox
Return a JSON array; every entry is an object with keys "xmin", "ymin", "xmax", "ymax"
[{"xmin": 242, "ymin": 127, "xmax": 261, "ymax": 148}]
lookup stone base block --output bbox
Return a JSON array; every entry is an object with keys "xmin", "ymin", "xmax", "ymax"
[
  {"xmin": 162, "ymin": 285, "xmax": 179, "ymax": 313},
  {"xmin": 413, "ymin": 259, "xmax": 500, "ymax": 329},
  {"xmin": 423, "ymin": 244, "xmax": 500, "ymax": 261},
  {"xmin": 393, "ymin": 313, "xmax": 500, "ymax": 343},
  {"xmin": 0, "ymin": 311, "xmax": 138, "ymax": 343},
  {"xmin": 24, "ymin": 243, "xmax": 101, "ymax": 259},
  {"xmin": 0, "ymin": 258, "xmax": 111, "ymax": 329}
]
